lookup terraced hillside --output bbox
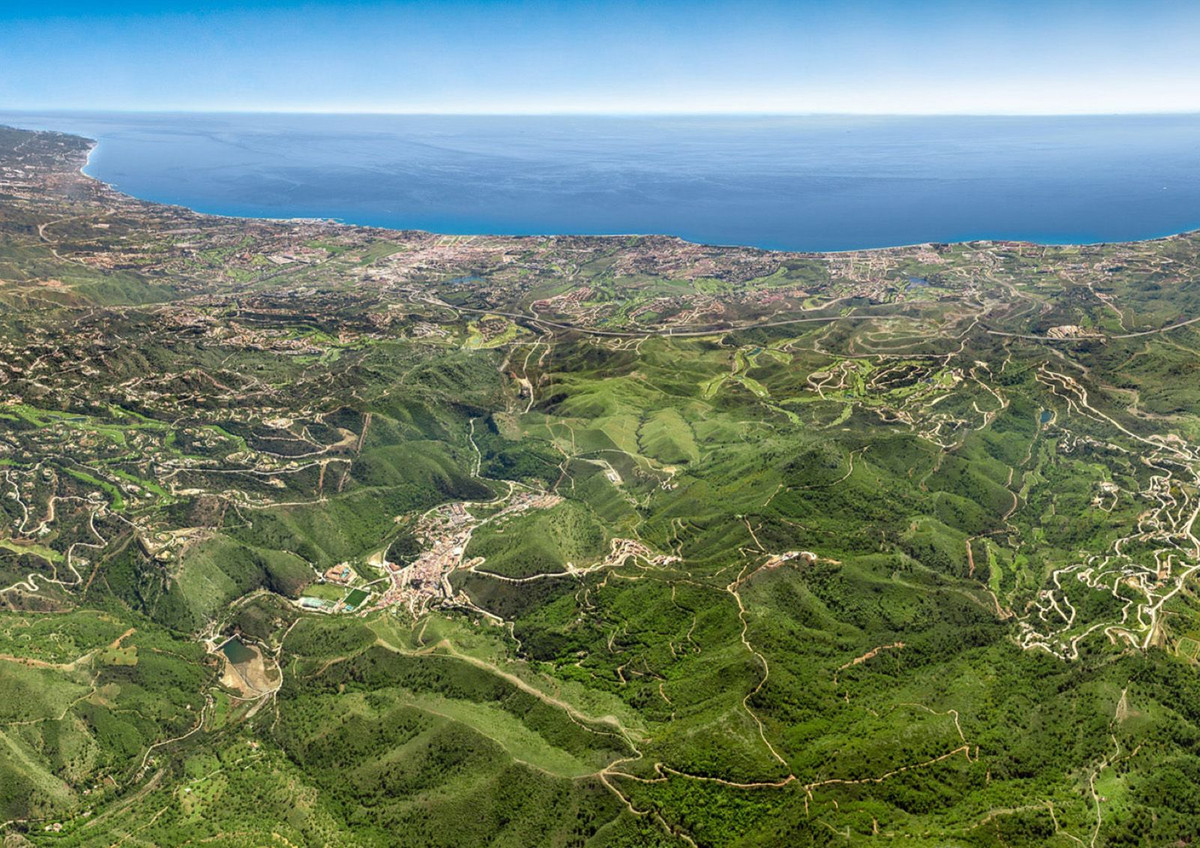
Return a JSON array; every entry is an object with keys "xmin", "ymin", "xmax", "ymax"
[{"xmin": 4, "ymin": 125, "xmax": 1200, "ymax": 846}]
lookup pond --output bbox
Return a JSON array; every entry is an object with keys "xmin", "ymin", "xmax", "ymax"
[{"xmin": 220, "ymin": 637, "xmax": 255, "ymax": 665}]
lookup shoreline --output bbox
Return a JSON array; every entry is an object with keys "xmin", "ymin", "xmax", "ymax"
[{"xmin": 23, "ymin": 122, "xmax": 1200, "ymax": 259}]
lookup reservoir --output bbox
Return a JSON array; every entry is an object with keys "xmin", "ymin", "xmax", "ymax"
[{"xmin": 220, "ymin": 637, "xmax": 255, "ymax": 664}]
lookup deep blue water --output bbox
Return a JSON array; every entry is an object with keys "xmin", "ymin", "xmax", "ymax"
[{"xmin": 2, "ymin": 112, "xmax": 1199, "ymax": 252}]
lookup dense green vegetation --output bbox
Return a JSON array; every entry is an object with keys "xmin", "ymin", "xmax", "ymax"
[{"xmin": 4, "ymin": 125, "xmax": 1200, "ymax": 845}]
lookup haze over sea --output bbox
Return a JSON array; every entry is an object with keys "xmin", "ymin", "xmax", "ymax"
[{"xmin": 3, "ymin": 112, "xmax": 1200, "ymax": 252}]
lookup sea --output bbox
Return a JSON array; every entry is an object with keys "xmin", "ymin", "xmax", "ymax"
[{"xmin": 2, "ymin": 111, "xmax": 1199, "ymax": 252}]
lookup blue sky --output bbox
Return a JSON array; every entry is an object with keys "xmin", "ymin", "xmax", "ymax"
[{"xmin": 2, "ymin": 0, "xmax": 1199, "ymax": 114}]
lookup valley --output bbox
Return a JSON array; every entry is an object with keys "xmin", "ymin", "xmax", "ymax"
[{"xmin": 3, "ymin": 125, "xmax": 1200, "ymax": 846}]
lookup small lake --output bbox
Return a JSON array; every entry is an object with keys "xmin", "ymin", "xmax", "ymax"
[{"xmin": 220, "ymin": 637, "xmax": 255, "ymax": 664}]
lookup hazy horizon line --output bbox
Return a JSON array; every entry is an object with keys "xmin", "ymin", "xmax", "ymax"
[{"xmin": 4, "ymin": 107, "xmax": 1200, "ymax": 119}]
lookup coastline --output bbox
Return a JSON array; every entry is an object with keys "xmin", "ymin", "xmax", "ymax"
[{"xmin": 23, "ymin": 121, "xmax": 1200, "ymax": 259}]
